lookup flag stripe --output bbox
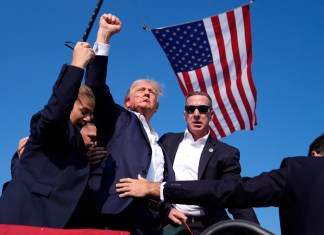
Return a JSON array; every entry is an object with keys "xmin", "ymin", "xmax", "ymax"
[
  {"xmin": 233, "ymin": 7, "xmax": 255, "ymax": 129},
  {"xmin": 207, "ymin": 63, "xmax": 234, "ymax": 135},
  {"xmin": 219, "ymin": 11, "xmax": 250, "ymax": 131},
  {"xmin": 183, "ymin": 72, "xmax": 194, "ymax": 93},
  {"xmin": 195, "ymin": 69, "xmax": 208, "ymax": 92},
  {"xmin": 201, "ymin": 66, "xmax": 228, "ymax": 137},
  {"xmin": 242, "ymin": 5, "xmax": 257, "ymax": 126},
  {"xmin": 227, "ymin": 8, "xmax": 253, "ymax": 130},
  {"xmin": 211, "ymin": 14, "xmax": 246, "ymax": 131},
  {"xmin": 197, "ymin": 68, "xmax": 228, "ymax": 138},
  {"xmin": 176, "ymin": 74, "xmax": 188, "ymax": 95},
  {"xmin": 204, "ymin": 18, "xmax": 236, "ymax": 134}
]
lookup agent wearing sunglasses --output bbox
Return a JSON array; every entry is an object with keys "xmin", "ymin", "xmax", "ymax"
[{"xmin": 153, "ymin": 91, "xmax": 259, "ymax": 234}]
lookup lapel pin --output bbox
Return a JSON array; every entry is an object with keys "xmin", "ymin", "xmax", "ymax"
[{"xmin": 209, "ymin": 148, "xmax": 214, "ymax": 153}]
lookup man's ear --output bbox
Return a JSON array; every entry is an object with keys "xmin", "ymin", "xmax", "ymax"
[
  {"xmin": 125, "ymin": 97, "xmax": 131, "ymax": 110},
  {"xmin": 184, "ymin": 110, "xmax": 187, "ymax": 120},
  {"xmin": 210, "ymin": 108, "xmax": 215, "ymax": 120},
  {"xmin": 311, "ymin": 150, "xmax": 321, "ymax": 157}
]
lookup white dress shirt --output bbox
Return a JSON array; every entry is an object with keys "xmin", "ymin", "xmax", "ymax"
[
  {"xmin": 132, "ymin": 112, "xmax": 165, "ymax": 182},
  {"xmin": 172, "ymin": 129, "xmax": 209, "ymax": 216}
]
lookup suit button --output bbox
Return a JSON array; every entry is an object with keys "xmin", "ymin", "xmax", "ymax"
[{"xmin": 141, "ymin": 170, "xmax": 147, "ymax": 176}]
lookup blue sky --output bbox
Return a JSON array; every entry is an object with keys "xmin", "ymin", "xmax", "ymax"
[{"xmin": 1, "ymin": 0, "xmax": 323, "ymax": 233}]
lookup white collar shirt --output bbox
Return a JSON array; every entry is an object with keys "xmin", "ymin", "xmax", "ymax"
[
  {"xmin": 133, "ymin": 111, "xmax": 165, "ymax": 182},
  {"xmin": 172, "ymin": 129, "xmax": 209, "ymax": 216}
]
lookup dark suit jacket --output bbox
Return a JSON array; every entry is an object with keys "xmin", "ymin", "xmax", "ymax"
[
  {"xmin": 163, "ymin": 156, "xmax": 324, "ymax": 235},
  {"xmin": 159, "ymin": 133, "xmax": 259, "ymax": 224},
  {"xmin": 85, "ymin": 56, "xmax": 175, "ymax": 215},
  {"xmin": 1, "ymin": 152, "xmax": 19, "ymax": 194},
  {"xmin": 0, "ymin": 65, "xmax": 90, "ymax": 228}
]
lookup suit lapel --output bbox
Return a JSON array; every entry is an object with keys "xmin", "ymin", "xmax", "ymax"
[
  {"xmin": 168, "ymin": 134, "xmax": 184, "ymax": 164},
  {"xmin": 134, "ymin": 113, "xmax": 152, "ymax": 146},
  {"xmin": 198, "ymin": 135, "xmax": 217, "ymax": 179}
]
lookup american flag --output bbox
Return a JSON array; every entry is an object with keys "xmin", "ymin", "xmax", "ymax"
[{"xmin": 152, "ymin": 4, "xmax": 257, "ymax": 139}]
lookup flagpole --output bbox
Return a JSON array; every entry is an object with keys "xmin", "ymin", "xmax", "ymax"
[
  {"xmin": 82, "ymin": 0, "xmax": 104, "ymax": 42},
  {"xmin": 65, "ymin": 0, "xmax": 104, "ymax": 49}
]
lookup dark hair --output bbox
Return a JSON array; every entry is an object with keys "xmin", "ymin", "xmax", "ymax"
[
  {"xmin": 185, "ymin": 91, "xmax": 212, "ymax": 107},
  {"xmin": 308, "ymin": 134, "xmax": 324, "ymax": 156}
]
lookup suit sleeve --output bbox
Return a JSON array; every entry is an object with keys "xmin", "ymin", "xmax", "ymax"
[
  {"xmin": 164, "ymin": 165, "xmax": 287, "ymax": 208},
  {"xmin": 159, "ymin": 142, "xmax": 176, "ymax": 226},
  {"xmin": 31, "ymin": 65, "xmax": 84, "ymax": 143},
  {"xmin": 85, "ymin": 56, "xmax": 118, "ymax": 146},
  {"xmin": 10, "ymin": 152, "xmax": 19, "ymax": 178},
  {"xmin": 2, "ymin": 152, "xmax": 19, "ymax": 194},
  {"xmin": 229, "ymin": 207, "xmax": 259, "ymax": 224},
  {"xmin": 216, "ymin": 146, "xmax": 260, "ymax": 223}
]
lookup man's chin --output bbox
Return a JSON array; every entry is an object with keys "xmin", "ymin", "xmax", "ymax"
[
  {"xmin": 137, "ymin": 105, "xmax": 153, "ymax": 111},
  {"xmin": 191, "ymin": 126, "xmax": 203, "ymax": 131}
]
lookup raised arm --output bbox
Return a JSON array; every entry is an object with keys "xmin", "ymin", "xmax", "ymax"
[{"xmin": 33, "ymin": 42, "xmax": 94, "ymax": 142}]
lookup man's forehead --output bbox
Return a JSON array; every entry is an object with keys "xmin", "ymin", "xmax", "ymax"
[
  {"xmin": 187, "ymin": 95, "xmax": 209, "ymax": 103},
  {"xmin": 133, "ymin": 82, "xmax": 156, "ymax": 90},
  {"xmin": 78, "ymin": 96, "xmax": 94, "ymax": 108}
]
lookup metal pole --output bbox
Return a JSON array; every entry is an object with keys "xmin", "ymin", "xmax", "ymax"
[{"xmin": 82, "ymin": 0, "xmax": 104, "ymax": 42}]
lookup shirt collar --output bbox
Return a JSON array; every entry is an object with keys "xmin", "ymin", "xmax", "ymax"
[
  {"xmin": 184, "ymin": 129, "xmax": 209, "ymax": 145},
  {"xmin": 131, "ymin": 110, "xmax": 158, "ymax": 140}
]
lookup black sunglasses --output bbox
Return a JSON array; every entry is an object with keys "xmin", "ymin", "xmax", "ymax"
[
  {"xmin": 185, "ymin": 105, "xmax": 211, "ymax": 114},
  {"xmin": 64, "ymin": 41, "xmax": 76, "ymax": 50}
]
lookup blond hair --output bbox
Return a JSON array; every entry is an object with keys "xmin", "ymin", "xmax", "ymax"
[{"xmin": 78, "ymin": 84, "xmax": 95, "ymax": 107}]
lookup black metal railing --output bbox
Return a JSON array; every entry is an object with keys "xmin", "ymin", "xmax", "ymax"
[{"xmin": 201, "ymin": 219, "xmax": 275, "ymax": 235}]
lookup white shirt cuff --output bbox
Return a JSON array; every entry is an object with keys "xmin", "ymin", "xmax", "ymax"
[
  {"xmin": 93, "ymin": 42, "xmax": 110, "ymax": 56},
  {"xmin": 160, "ymin": 182, "xmax": 166, "ymax": 201}
]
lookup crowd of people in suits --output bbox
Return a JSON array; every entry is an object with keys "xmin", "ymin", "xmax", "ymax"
[{"xmin": 1, "ymin": 11, "xmax": 324, "ymax": 235}]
